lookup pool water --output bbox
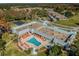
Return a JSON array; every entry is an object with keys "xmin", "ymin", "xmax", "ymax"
[{"xmin": 27, "ymin": 37, "xmax": 41, "ymax": 46}]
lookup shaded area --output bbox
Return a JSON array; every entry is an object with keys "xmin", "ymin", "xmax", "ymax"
[{"xmin": 13, "ymin": 21, "xmax": 25, "ymax": 26}]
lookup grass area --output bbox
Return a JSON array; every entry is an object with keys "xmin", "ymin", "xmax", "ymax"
[
  {"xmin": 5, "ymin": 41, "xmax": 28, "ymax": 56},
  {"xmin": 55, "ymin": 14, "xmax": 79, "ymax": 27},
  {"xmin": 5, "ymin": 43, "xmax": 26, "ymax": 56}
]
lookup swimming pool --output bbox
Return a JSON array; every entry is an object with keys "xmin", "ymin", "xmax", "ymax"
[{"xmin": 27, "ymin": 37, "xmax": 41, "ymax": 46}]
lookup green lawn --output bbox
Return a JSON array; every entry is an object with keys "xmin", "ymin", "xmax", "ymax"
[{"xmin": 55, "ymin": 14, "xmax": 79, "ymax": 27}]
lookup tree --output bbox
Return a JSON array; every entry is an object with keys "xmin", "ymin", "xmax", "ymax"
[
  {"xmin": 74, "ymin": 41, "xmax": 79, "ymax": 49},
  {"xmin": 37, "ymin": 52, "xmax": 47, "ymax": 56},
  {"xmin": 59, "ymin": 50, "xmax": 68, "ymax": 56},
  {"xmin": 75, "ymin": 49, "xmax": 79, "ymax": 56},
  {"xmin": 2, "ymin": 32, "xmax": 12, "ymax": 43},
  {"xmin": 49, "ymin": 45, "xmax": 62, "ymax": 56},
  {"xmin": 37, "ymin": 9, "xmax": 48, "ymax": 17},
  {"xmin": 54, "ymin": 6, "xmax": 64, "ymax": 13},
  {"xmin": 0, "ymin": 39, "xmax": 6, "ymax": 56},
  {"xmin": 0, "ymin": 18, "xmax": 10, "ymax": 32},
  {"xmin": 72, "ymin": 40, "xmax": 79, "ymax": 56},
  {"xmin": 24, "ymin": 48, "xmax": 32, "ymax": 55},
  {"xmin": 67, "ymin": 45, "xmax": 77, "ymax": 56},
  {"xmin": 64, "ymin": 11, "xmax": 73, "ymax": 18},
  {"xmin": 69, "ymin": 32, "xmax": 79, "ymax": 56},
  {"xmin": 30, "ymin": 9, "xmax": 38, "ymax": 20}
]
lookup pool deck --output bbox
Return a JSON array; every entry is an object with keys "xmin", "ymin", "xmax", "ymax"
[{"xmin": 18, "ymin": 32, "xmax": 48, "ymax": 50}]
